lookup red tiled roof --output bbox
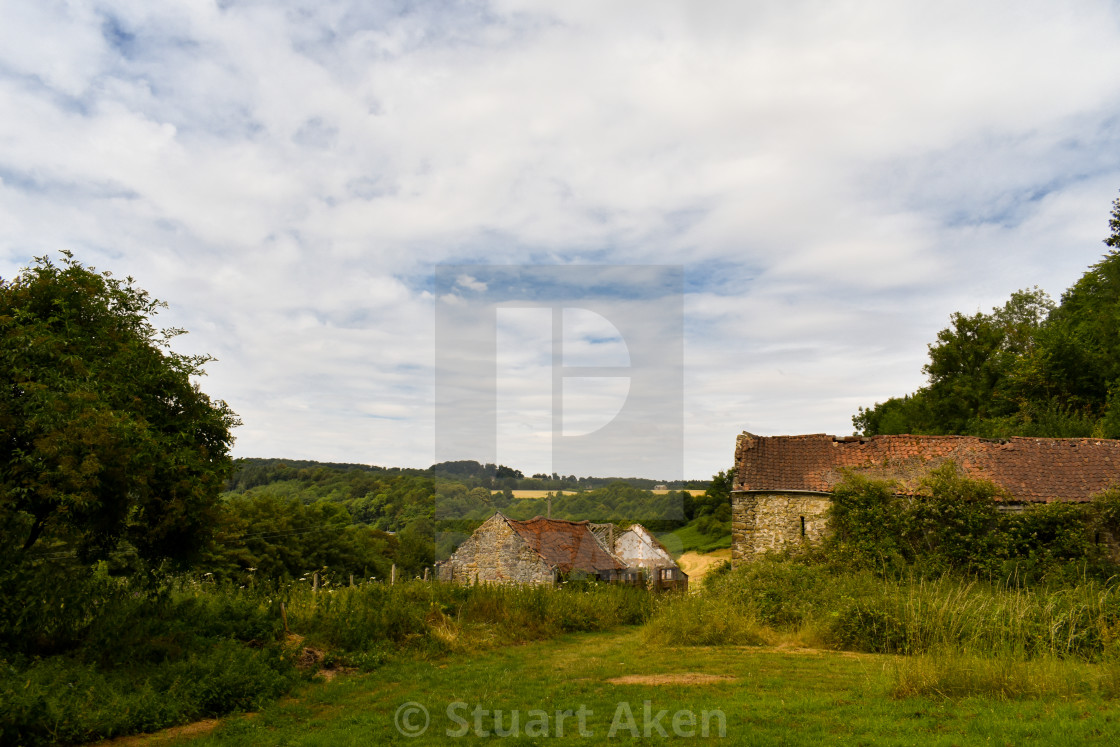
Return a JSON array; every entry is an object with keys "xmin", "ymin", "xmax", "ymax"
[
  {"xmin": 733, "ymin": 433, "xmax": 1120, "ymax": 503},
  {"xmin": 506, "ymin": 516, "xmax": 626, "ymax": 573}
]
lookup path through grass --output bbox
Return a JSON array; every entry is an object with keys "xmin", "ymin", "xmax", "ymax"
[{"xmin": 143, "ymin": 628, "xmax": 1120, "ymax": 746}]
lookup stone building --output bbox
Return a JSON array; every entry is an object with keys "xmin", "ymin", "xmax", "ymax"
[
  {"xmin": 436, "ymin": 513, "xmax": 627, "ymax": 584},
  {"xmin": 609, "ymin": 524, "xmax": 688, "ymax": 591},
  {"xmin": 437, "ymin": 513, "xmax": 688, "ymax": 589},
  {"xmin": 731, "ymin": 432, "xmax": 1120, "ymax": 563}
]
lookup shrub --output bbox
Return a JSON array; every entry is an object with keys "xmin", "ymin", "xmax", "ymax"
[{"xmin": 820, "ymin": 464, "xmax": 1118, "ymax": 579}]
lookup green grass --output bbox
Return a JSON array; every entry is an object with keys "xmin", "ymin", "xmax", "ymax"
[
  {"xmin": 15, "ymin": 561, "xmax": 1120, "ymax": 744},
  {"xmin": 659, "ymin": 560, "xmax": 1120, "ymax": 661},
  {"xmin": 0, "ymin": 578, "xmax": 656, "ymax": 745},
  {"xmin": 159, "ymin": 628, "xmax": 1120, "ymax": 746},
  {"xmin": 657, "ymin": 521, "xmax": 732, "ymax": 556}
]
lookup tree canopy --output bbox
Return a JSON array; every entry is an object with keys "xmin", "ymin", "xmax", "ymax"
[
  {"xmin": 0, "ymin": 252, "xmax": 239, "ymax": 565},
  {"xmin": 855, "ymin": 193, "xmax": 1120, "ymax": 439}
]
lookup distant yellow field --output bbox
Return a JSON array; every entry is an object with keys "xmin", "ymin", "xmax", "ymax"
[{"xmin": 495, "ymin": 488, "xmax": 705, "ymax": 498}]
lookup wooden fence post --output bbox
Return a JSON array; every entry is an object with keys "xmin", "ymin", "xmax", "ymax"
[
  {"xmin": 313, "ymin": 571, "xmax": 319, "ymax": 593},
  {"xmin": 391, "ymin": 564, "xmax": 396, "ymax": 585}
]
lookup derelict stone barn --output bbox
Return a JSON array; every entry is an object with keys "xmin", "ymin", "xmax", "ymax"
[
  {"xmin": 438, "ymin": 513, "xmax": 688, "ymax": 589},
  {"xmin": 731, "ymin": 432, "xmax": 1120, "ymax": 563},
  {"xmin": 597, "ymin": 523, "xmax": 689, "ymax": 591},
  {"xmin": 437, "ymin": 513, "xmax": 627, "ymax": 584}
]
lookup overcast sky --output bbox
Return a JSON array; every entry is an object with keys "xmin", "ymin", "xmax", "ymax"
[{"xmin": 3, "ymin": 1, "xmax": 1120, "ymax": 479}]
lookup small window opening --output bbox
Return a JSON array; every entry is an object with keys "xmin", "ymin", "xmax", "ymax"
[{"xmin": 800, "ymin": 516, "xmax": 806, "ymax": 538}]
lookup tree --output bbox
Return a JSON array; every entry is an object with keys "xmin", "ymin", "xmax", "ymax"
[
  {"xmin": 690, "ymin": 469, "xmax": 733, "ymax": 535},
  {"xmin": 1106, "ymin": 191, "xmax": 1120, "ymax": 249},
  {"xmin": 921, "ymin": 287, "xmax": 1054, "ymax": 432},
  {"xmin": 853, "ymin": 391, "xmax": 934, "ymax": 436},
  {"xmin": 0, "ymin": 253, "xmax": 239, "ymax": 565}
]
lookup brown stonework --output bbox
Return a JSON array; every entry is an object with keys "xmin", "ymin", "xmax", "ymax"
[
  {"xmin": 436, "ymin": 514, "xmax": 557, "ymax": 584},
  {"xmin": 731, "ymin": 432, "xmax": 1120, "ymax": 564},
  {"xmin": 731, "ymin": 492, "xmax": 830, "ymax": 561},
  {"xmin": 436, "ymin": 513, "xmax": 625, "ymax": 584}
]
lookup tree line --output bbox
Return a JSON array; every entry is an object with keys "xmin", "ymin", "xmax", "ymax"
[{"xmin": 855, "ymin": 194, "xmax": 1120, "ymax": 438}]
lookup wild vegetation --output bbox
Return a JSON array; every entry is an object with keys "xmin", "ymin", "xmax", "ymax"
[
  {"xmin": 0, "ymin": 574, "xmax": 652, "ymax": 745},
  {"xmin": 0, "ymin": 256, "xmax": 703, "ymax": 747},
  {"xmin": 216, "ymin": 457, "xmax": 726, "ymax": 570},
  {"xmin": 646, "ymin": 464, "xmax": 1120, "ymax": 702}
]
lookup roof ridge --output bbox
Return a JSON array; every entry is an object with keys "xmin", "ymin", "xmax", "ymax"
[
  {"xmin": 735, "ymin": 432, "xmax": 1120, "ymax": 502},
  {"xmin": 509, "ymin": 515, "xmax": 591, "ymax": 525}
]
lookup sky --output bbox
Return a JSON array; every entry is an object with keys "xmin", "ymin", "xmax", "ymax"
[{"xmin": 3, "ymin": 1, "xmax": 1120, "ymax": 479}]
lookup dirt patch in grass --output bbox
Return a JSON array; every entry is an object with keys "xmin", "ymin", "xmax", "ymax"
[
  {"xmin": 676, "ymin": 549, "xmax": 732, "ymax": 582},
  {"xmin": 608, "ymin": 673, "xmax": 738, "ymax": 685},
  {"xmin": 94, "ymin": 719, "xmax": 222, "ymax": 746},
  {"xmin": 766, "ymin": 646, "xmax": 870, "ymax": 659}
]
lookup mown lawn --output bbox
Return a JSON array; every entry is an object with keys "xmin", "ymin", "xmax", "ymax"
[{"xmin": 152, "ymin": 628, "xmax": 1120, "ymax": 746}]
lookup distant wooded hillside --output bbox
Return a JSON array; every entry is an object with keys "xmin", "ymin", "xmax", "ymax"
[{"xmin": 211, "ymin": 458, "xmax": 725, "ymax": 577}]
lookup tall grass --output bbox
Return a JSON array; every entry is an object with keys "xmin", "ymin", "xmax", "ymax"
[
  {"xmin": 288, "ymin": 578, "xmax": 653, "ymax": 659},
  {"xmin": 889, "ymin": 654, "xmax": 1120, "ymax": 699},
  {"xmin": 0, "ymin": 575, "xmax": 652, "ymax": 745},
  {"xmin": 645, "ymin": 558, "xmax": 1120, "ymax": 691}
]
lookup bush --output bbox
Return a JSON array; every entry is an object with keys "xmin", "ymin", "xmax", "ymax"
[
  {"xmin": 0, "ymin": 640, "xmax": 297, "ymax": 745},
  {"xmin": 820, "ymin": 464, "xmax": 1117, "ymax": 579}
]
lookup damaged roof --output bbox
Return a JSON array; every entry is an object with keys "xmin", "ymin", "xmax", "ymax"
[
  {"xmin": 505, "ymin": 516, "xmax": 626, "ymax": 573},
  {"xmin": 734, "ymin": 433, "xmax": 1120, "ymax": 502}
]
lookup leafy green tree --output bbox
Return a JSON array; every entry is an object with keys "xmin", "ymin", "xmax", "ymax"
[
  {"xmin": 1015, "ymin": 249, "xmax": 1120, "ymax": 424},
  {"xmin": 922, "ymin": 288, "xmax": 1053, "ymax": 432},
  {"xmin": 855, "ymin": 290, "xmax": 1052, "ymax": 436},
  {"xmin": 824, "ymin": 472, "xmax": 907, "ymax": 569},
  {"xmin": 854, "ymin": 194, "xmax": 1120, "ymax": 438},
  {"xmin": 199, "ymin": 493, "xmax": 397, "ymax": 581},
  {"xmin": 0, "ymin": 253, "xmax": 239, "ymax": 564},
  {"xmin": 852, "ymin": 392, "xmax": 935, "ymax": 436},
  {"xmin": 1107, "ymin": 191, "xmax": 1120, "ymax": 249}
]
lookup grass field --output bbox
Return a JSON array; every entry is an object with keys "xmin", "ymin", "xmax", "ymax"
[
  {"xmin": 130, "ymin": 627, "xmax": 1120, "ymax": 746},
  {"xmin": 657, "ymin": 522, "xmax": 733, "ymax": 556},
  {"xmin": 499, "ymin": 489, "xmax": 705, "ymax": 499},
  {"xmin": 505, "ymin": 489, "xmax": 563, "ymax": 498}
]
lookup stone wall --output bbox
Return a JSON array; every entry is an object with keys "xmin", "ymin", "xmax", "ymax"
[
  {"xmin": 731, "ymin": 492, "xmax": 831, "ymax": 563},
  {"xmin": 615, "ymin": 526, "xmax": 675, "ymax": 570},
  {"xmin": 437, "ymin": 514, "xmax": 556, "ymax": 584},
  {"xmin": 729, "ymin": 490, "xmax": 1120, "ymax": 565}
]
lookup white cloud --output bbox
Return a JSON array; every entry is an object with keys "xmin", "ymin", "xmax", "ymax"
[{"xmin": 2, "ymin": 1, "xmax": 1120, "ymax": 476}]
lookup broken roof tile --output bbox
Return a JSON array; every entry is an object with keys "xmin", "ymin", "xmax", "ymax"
[
  {"xmin": 734, "ymin": 433, "xmax": 1120, "ymax": 502},
  {"xmin": 506, "ymin": 516, "xmax": 626, "ymax": 573}
]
